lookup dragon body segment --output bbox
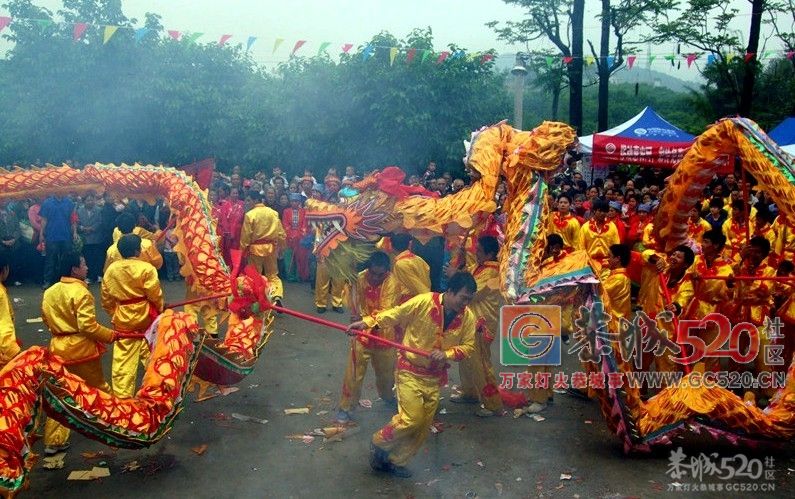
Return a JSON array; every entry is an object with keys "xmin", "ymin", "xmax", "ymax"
[{"xmin": 0, "ymin": 163, "xmax": 273, "ymax": 494}]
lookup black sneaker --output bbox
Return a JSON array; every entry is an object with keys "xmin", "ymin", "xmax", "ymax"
[
  {"xmin": 274, "ymin": 298, "xmax": 283, "ymax": 314},
  {"xmin": 316, "ymin": 307, "xmax": 327, "ymax": 314},
  {"xmin": 369, "ymin": 443, "xmax": 389, "ymax": 471},
  {"xmin": 332, "ymin": 306, "xmax": 344, "ymax": 314},
  {"xmin": 387, "ymin": 464, "xmax": 413, "ymax": 478}
]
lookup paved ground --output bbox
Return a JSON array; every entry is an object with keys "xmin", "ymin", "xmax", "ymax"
[{"xmin": 6, "ymin": 281, "xmax": 795, "ymax": 498}]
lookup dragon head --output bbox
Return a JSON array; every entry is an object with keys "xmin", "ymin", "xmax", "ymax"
[{"xmin": 304, "ymin": 186, "xmax": 399, "ymax": 260}]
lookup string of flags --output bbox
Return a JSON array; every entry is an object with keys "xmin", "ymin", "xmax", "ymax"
[
  {"xmin": 0, "ymin": 15, "xmax": 496, "ymax": 66},
  {"xmin": 0, "ymin": 15, "xmax": 792, "ymax": 69},
  {"xmin": 532, "ymin": 50, "xmax": 793, "ymax": 69}
]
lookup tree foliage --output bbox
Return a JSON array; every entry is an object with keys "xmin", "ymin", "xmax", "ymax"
[{"xmin": 0, "ymin": 2, "xmax": 510, "ymax": 178}]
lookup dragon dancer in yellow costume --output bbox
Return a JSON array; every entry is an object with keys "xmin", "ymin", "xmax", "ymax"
[
  {"xmin": 101, "ymin": 234, "xmax": 164, "ymax": 398},
  {"xmin": 240, "ymin": 190, "xmax": 286, "ymax": 306},
  {"xmin": 389, "ymin": 233, "xmax": 431, "ymax": 304},
  {"xmin": 104, "ymin": 213, "xmax": 163, "ymax": 272},
  {"xmin": 348, "ymin": 272, "xmax": 476, "ymax": 478},
  {"xmin": 448, "ymin": 236, "xmax": 504, "ymax": 416},
  {"xmin": 0, "ymin": 252, "xmax": 21, "ymax": 370},
  {"xmin": 336, "ymin": 251, "xmax": 400, "ymax": 423},
  {"xmin": 42, "ymin": 252, "xmax": 115, "ymax": 454}
]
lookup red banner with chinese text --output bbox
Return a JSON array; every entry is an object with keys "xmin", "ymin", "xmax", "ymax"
[{"xmin": 592, "ymin": 135, "xmax": 693, "ymax": 168}]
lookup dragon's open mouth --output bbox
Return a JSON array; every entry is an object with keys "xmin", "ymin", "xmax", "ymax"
[{"xmin": 307, "ymin": 214, "xmax": 349, "ymax": 257}]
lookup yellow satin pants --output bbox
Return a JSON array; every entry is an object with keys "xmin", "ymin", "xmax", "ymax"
[
  {"xmin": 314, "ymin": 259, "xmax": 345, "ymax": 309},
  {"xmin": 339, "ymin": 339, "xmax": 395, "ymax": 411},
  {"xmin": 372, "ymin": 369, "xmax": 440, "ymax": 467},
  {"xmin": 249, "ymin": 253, "xmax": 283, "ymax": 301},
  {"xmin": 111, "ymin": 338, "xmax": 150, "ymax": 398},
  {"xmin": 458, "ymin": 331, "xmax": 503, "ymax": 411}
]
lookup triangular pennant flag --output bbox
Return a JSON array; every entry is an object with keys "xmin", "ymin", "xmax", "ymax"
[
  {"xmin": 272, "ymin": 38, "xmax": 284, "ymax": 54},
  {"xmin": 627, "ymin": 55, "xmax": 636, "ymax": 69},
  {"xmin": 648, "ymin": 55, "xmax": 657, "ymax": 65},
  {"xmin": 389, "ymin": 47, "xmax": 398, "ymax": 65},
  {"xmin": 563, "ymin": 56, "xmax": 573, "ymax": 65},
  {"xmin": 134, "ymin": 27, "xmax": 150, "ymax": 43},
  {"xmin": 406, "ymin": 48, "xmax": 417, "ymax": 63},
  {"xmin": 664, "ymin": 54, "xmax": 675, "ymax": 62},
  {"xmin": 436, "ymin": 51, "xmax": 450, "ymax": 64},
  {"xmin": 726, "ymin": 53, "xmax": 735, "ymax": 63},
  {"xmin": 317, "ymin": 41, "xmax": 331, "ymax": 55},
  {"xmin": 246, "ymin": 36, "xmax": 257, "ymax": 51},
  {"xmin": 184, "ymin": 32, "xmax": 203, "ymax": 44},
  {"xmin": 103, "ymin": 26, "xmax": 119, "ymax": 44},
  {"xmin": 0, "ymin": 16, "xmax": 11, "ymax": 32},
  {"xmin": 480, "ymin": 53, "xmax": 494, "ymax": 64},
  {"xmin": 341, "ymin": 43, "xmax": 353, "ymax": 53},
  {"xmin": 744, "ymin": 52, "xmax": 755, "ymax": 63},
  {"xmin": 421, "ymin": 49, "xmax": 432, "ymax": 63},
  {"xmin": 545, "ymin": 55, "xmax": 553, "ymax": 67},
  {"xmin": 787, "ymin": 51, "xmax": 795, "ymax": 60},
  {"xmin": 451, "ymin": 50, "xmax": 465, "ymax": 60},
  {"xmin": 585, "ymin": 55, "xmax": 595, "ymax": 66},
  {"xmin": 362, "ymin": 44, "xmax": 375, "ymax": 61},
  {"xmin": 706, "ymin": 54, "xmax": 716, "ymax": 65},
  {"xmin": 762, "ymin": 50, "xmax": 773, "ymax": 59},
  {"xmin": 686, "ymin": 53, "xmax": 697, "ymax": 68},
  {"xmin": 606, "ymin": 55, "xmax": 615, "ymax": 67},
  {"xmin": 168, "ymin": 30, "xmax": 181, "ymax": 41},
  {"xmin": 73, "ymin": 22, "xmax": 87, "ymax": 41},
  {"xmin": 219, "ymin": 34, "xmax": 232, "ymax": 46},
  {"xmin": 291, "ymin": 40, "xmax": 306, "ymax": 56},
  {"xmin": 34, "ymin": 19, "xmax": 52, "ymax": 30}
]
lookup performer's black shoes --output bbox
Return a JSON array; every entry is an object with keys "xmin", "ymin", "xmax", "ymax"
[
  {"xmin": 369, "ymin": 443, "xmax": 389, "ymax": 471},
  {"xmin": 387, "ymin": 464, "xmax": 412, "ymax": 478},
  {"xmin": 316, "ymin": 306, "xmax": 327, "ymax": 314},
  {"xmin": 333, "ymin": 306, "xmax": 344, "ymax": 313}
]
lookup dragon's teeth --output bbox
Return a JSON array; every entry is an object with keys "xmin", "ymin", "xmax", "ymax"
[{"xmin": 332, "ymin": 220, "xmax": 344, "ymax": 233}]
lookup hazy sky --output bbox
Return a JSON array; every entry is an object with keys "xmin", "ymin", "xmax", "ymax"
[{"xmin": 3, "ymin": 0, "xmax": 789, "ymax": 69}]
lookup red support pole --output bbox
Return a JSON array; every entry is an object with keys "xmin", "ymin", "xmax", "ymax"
[
  {"xmin": 165, "ymin": 292, "xmax": 231, "ymax": 309},
  {"xmin": 269, "ymin": 303, "xmax": 432, "ymax": 358}
]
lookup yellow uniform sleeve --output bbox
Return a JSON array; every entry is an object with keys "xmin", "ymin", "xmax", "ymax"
[
  {"xmin": 143, "ymin": 266, "xmax": 165, "ymax": 312},
  {"xmin": 0, "ymin": 286, "xmax": 21, "ymax": 364},
  {"xmin": 75, "ymin": 290, "xmax": 115, "ymax": 343},
  {"xmin": 142, "ymin": 240, "xmax": 163, "ymax": 270},
  {"xmin": 100, "ymin": 276, "xmax": 116, "ymax": 317},
  {"xmin": 445, "ymin": 309, "xmax": 476, "ymax": 361}
]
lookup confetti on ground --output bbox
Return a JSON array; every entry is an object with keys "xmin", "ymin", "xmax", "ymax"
[
  {"xmin": 122, "ymin": 460, "xmax": 140, "ymax": 473},
  {"xmin": 231, "ymin": 413, "xmax": 268, "ymax": 424},
  {"xmin": 531, "ymin": 414, "xmax": 545, "ymax": 422},
  {"xmin": 217, "ymin": 386, "xmax": 239, "ymax": 396},
  {"xmin": 358, "ymin": 399, "xmax": 372, "ymax": 409},
  {"xmin": 560, "ymin": 473, "xmax": 572, "ymax": 480},
  {"xmin": 67, "ymin": 467, "xmax": 110, "ymax": 480},
  {"xmin": 42, "ymin": 454, "xmax": 65, "ymax": 470},
  {"xmin": 191, "ymin": 444, "xmax": 208, "ymax": 456},
  {"xmin": 26, "ymin": 317, "xmax": 43, "ymax": 323},
  {"xmin": 284, "ymin": 407, "xmax": 310, "ymax": 415}
]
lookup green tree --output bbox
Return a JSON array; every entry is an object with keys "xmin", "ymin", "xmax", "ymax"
[{"xmin": 487, "ymin": 0, "xmax": 586, "ymax": 133}]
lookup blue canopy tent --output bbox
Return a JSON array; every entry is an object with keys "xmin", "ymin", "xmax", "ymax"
[
  {"xmin": 579, "ymin": 107, "xmax": 696, "ymax": 168},
  {"xmin": 769, "ymin": 117, "xmax": 795, "ymax": 155}
]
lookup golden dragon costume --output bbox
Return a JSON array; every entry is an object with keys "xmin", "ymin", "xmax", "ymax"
[
  {"xmin": 0, "ymin": 163, "xmax": 274, "ymax": 495},
  {"xmin": 305, "ymin": 118, "xmax": 795, "ymax": 454}
]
